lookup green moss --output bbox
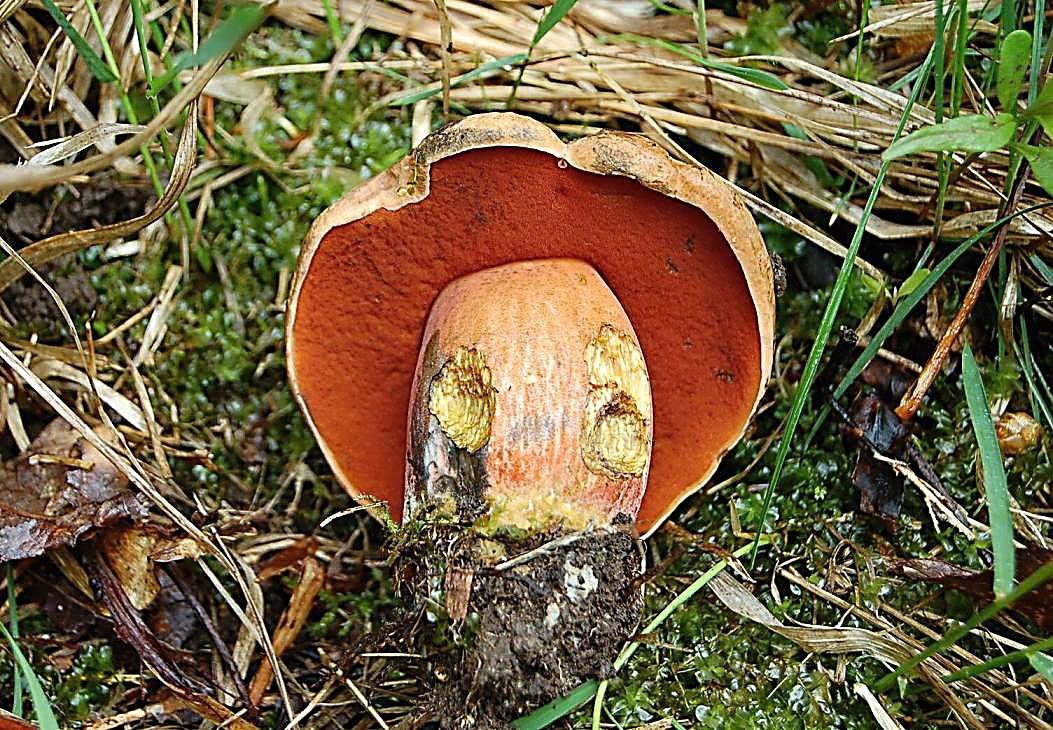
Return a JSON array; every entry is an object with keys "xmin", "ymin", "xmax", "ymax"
[
  {"xmin": 725, "ymin": 5, "xmax": 792, "ymax": 57},
  {"xmin": 81, "ymin": 25, "xmax": 411, "ymax": 530}
]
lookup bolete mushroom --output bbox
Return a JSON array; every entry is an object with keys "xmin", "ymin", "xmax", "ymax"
[
  {"xmin": 288, "ymin": 113, "xmax": 773, "ymax": 534},
  {"xmin": 285, "ymin": 112, "xmax": 774, "ymax": 721}
]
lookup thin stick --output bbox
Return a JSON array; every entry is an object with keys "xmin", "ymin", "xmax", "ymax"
[
  {"xmin": 432, "ymin": 0, "xmax": 452, "ymax": 119},
  {"xmin": 896, "ymin": 159, "xmax": 1031, "ymax": 421}
]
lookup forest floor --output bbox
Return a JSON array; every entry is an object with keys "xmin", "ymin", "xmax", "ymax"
[{"xmin": 0, "ymin": 1, "xmax": 1052, "ymax": 728}]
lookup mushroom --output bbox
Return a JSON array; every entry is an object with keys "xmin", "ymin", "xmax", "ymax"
[{"xmin": 287, "ymin": 112, "xmax": 774, "ymax": 538}]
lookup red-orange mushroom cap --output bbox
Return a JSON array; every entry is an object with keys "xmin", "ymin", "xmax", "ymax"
[{"xmin": 286, "ymin": 113, "xmax": 775, "ymax": 537}]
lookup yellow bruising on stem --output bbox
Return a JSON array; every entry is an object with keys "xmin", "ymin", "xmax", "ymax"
[
  {"xmin": 581, "ymin": 325, "xmax": 651, "ymax": 478},
  {"xmin": 429, "ymin": 346, "xmax": 496, "ymax": 452},
  {"xmin": 483, "ymin": 491, "xmax": 594, "ymax": 533}
]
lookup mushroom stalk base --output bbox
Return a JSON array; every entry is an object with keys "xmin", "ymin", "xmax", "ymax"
[{"xmin": 392, "ymin": 519, "xmax": 643, "ymax": 727}]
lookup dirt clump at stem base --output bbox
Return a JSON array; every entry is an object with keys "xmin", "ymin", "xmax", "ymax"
[{"xmin": 389, "ymin": 518, "xmax": 643, "ymax": 727}]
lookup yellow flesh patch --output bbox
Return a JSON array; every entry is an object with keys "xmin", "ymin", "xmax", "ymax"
[
  {"xmin": 581, "ymin": 325, "xmax": 651, "ymax": 478},
  {"xmin": 429, "ymin": 346, "xmax": 496, "ymax": 452}
]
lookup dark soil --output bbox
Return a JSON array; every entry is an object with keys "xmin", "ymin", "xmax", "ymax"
[
  {"xmin": 0, "ymin": 174, "xmax": 154, "ymax": 335},
  {"xmin": 393, "ymin": 523, "xmax": 643, "ymax": 728}
]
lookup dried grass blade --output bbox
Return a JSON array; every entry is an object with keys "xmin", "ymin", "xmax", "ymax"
[
  {"xmin": 29, "ymin": 124, "xmax": 147, "ymax": 166},
  {"xmin": 0, "ymin": 101, "xmax": 197, "ymax": 294},
  {"xmin": 38, "ymin": 0, "xmax": 117, "ymax": 82},
  {"xmin": 0, "ymin": 55, "xmax": 217, "ymax": 192}
]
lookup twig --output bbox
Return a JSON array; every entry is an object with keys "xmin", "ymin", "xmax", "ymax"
[
  {"xmin": 165, "ymin": 564, "xmax": 254, "ymax": 713},
  {"xmin": 896, "ymin": 157, "xmax": 1032, "ymax": 421}
]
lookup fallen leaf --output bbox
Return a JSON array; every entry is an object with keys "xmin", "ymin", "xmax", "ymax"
[
  {"xmin": 995, "ymin": 411, "xmax": 1043, "ymax": 455},
  {"xmin": 0, "ymin": 420, "xmax": 145, "ymax": 561},
  {"xmin": 98, "ymin": 525, "xmax": 202, "ymax": 610},
  {"xmin": 892, "ymin": 548, "xmax": 1053, "ymax": 631},
  {"xmin": 846, "ymin": 393, "xmax": 911, "ymax": 528},
  {"xmin": 248, "ymin": 556, "xmax": 325, "ymax": 704}
]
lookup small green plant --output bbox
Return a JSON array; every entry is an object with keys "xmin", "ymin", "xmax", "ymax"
[
  {"xmin": 0, "ymin": 620, "xmax": 60, "ymax": 729},
  {"xmin": 883, "ymin": 29, "xmax": 1053, "ymax": 194}
]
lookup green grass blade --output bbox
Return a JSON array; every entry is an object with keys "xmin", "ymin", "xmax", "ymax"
[
  {"xmin": 749, "ymin": 45, "xmax": 937, "ymax": 564},
  {"xmin": 0, "ymin": 622, "xmax": 59, "ymax": 729},
  {"xmin": 942, "ymin": 634, "xmax": 1053, "ymax": 683},
  {"xmin": 832, "ymin": 201, "xmax": 1053, "ymax": 400},
  {"xmin": 512, "ymin": 680, "xmax": 599, "ymax": 729},
  {"xmin": 997, "ymin": 29, "xmax": 1032, "ymax": 110},
  {"xmin": 962, "ymin": 343, "xmax": 1015, "ymax": 598},
  {"xmin": 875, "ymin": 559, "xmax": 1053, "ymax": 692},
  {"xmin": 694, "ymin": 0, "xmax": 708, "ymax": 57},
  {"xmin": 532, "ymin": 0, "xmax": 580, "ymax": 47},
  {"xmin": 129, "ymin": 0, "xmax": 156, "ymax": 91},
  {"xmin": 607, "ymin": 34, "xmax": 787, "ymax": 90},
  {"xmin": 321, "ymin": 0, "xmax": 343, "ymax": 46},
  {"xmin": 1017, "ymin": 319, "xmax": 1053, "ymax": 430},
  {"xmin": 393, "ymin": 54, "xmax": 528, "ymax": 106},
  {"xmin": 882, "ymin": 113, "xmax": 1017, "ymax": 161},
  {"xmin": 1028, "ymin": 0, "xmax": 1046, "ymax": 105},
  {"xmin": 39, "ymin": 0, "xmax": 117, "ymax": 83},
  {"xmin": 514, "ymin": 542, "xmax": 762, "ymax": 727},
  {"xmin": 151, "ymin": 4, "xmax": 268, "ymax": 94},
  {"xmin": 6, "ymin": 564, "xmax": 21, "ymax": 717},
  {"xmin": 1030, "ymin": 653, "xmax": 1053, "ymax": 682}
]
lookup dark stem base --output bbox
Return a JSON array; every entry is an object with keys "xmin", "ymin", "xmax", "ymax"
[{"xmin": 391, "ymin": 521, "xmax": 643, "ymax": 728}]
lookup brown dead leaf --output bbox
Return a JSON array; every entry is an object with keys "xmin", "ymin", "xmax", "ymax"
[
  {"xmin": 98, "ymin": 525, "xmax": 202, "ymax": 610},
  {"xmin": 256, "ymin": 536, "xmax": 318, "ymax": 581},
  {"xmin": 248, "ymin": 555, "xmax": 325, "ymax": 704},
  {"xmin": 0, "ymin": 419, "xmax": 145, "ymax": 560},
  {"xmin": 995, "ymin": 412, "xmax": 1042, "ymax": 456},
  {"xmin": 893, "ymin": 548, "xmax": 1053, "ymax": 631},
  {"xmin": 845, "ymin": 393, "xmax": 911, "ymax": 529}
]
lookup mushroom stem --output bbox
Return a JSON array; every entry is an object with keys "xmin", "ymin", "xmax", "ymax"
[{"xmin": 404, "ymin": 258, "xmax": 654, "ymax": 532}]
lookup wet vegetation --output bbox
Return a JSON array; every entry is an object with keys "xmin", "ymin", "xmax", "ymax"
[{"xmin": 1, "ymin": 0, "xmax": 1052, "ymax": 727}]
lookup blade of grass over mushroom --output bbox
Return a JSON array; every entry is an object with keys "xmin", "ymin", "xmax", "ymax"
[
  {"xmin": 6, "ymin": 564, "xmax": 20, "ymax": 717},
  {"xmin": 151, "ymin": 4, "xmax": 269, "ymax": 94},
  {"xmin": 591, "ymin": 542, "xmax": 764, "ymax": 727},
  {"xmin": 832, "ymin": 201, "xmax": 1053, "ymax": 400},
  {"xmin": 962, "ymin": 343, "xmax": 1015, "ymax": 598},
  {"xmin": 0, "ymin": 622, "xmax": 59, "ymax": 730},
  {"xmin": 749, "ymin": 45, "xmax": 937, "ymax": 565},
  {"xmin": 875, "ymin": 558, "xmax": 1053, "ymax": 693},
  {"xmin": 514, "ymin": 542, "xmax": 762, "ymax": 728},
  {"xmin": 392, "ymin": 54, "xmax": 528, "ymax": 106},
  {"xmin": 511, "ymin": 681, "xmax": 600, "ymax": 730},
  {"xmin": 38, "ymin": 0, "xmax": 117, "ymax": 83}
]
